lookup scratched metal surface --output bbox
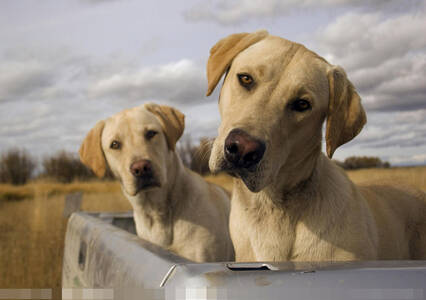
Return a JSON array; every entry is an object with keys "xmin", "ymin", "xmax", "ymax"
[{"xmin": 62, "ymin": 212, "xmax": 426, "ymax": 300}]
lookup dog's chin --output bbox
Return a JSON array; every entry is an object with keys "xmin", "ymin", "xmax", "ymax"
[
  {"xmin": 137, "ymin": 180, "xmax": 161, "ymax": 193},
  {"xmin": 241, "ymin": 174, "xmax": 265, "ymax": 193},
  {"xmin": 125, "ymin": 180, "xmax": 161, "ymax": 197},
  {"xmin": 216, "ymin": 159, "xmax": 266, "ymax": 193}
]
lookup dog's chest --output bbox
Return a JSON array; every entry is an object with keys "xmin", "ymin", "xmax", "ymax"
[
  {"xmin": 290, "ymin": 221, "xmax": 334, "ymax": 261},
  {"xmin": 253, "ymin": 213, "xmax": 296, "ymax": 261},
  {"xmin": 133, "ymin": 212, "xmax": 173, "ymax": 247},
  {"xmin": 232, "ymin": 197, "xmax": 298, "ymax": 261}
]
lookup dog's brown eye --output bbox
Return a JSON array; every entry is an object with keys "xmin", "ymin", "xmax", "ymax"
[
  {"xmin": 237, "ymin": 73, "xmax": 255, "ymax": 89},
  {"xmin": 110, "ymin": 140, "xmax": 121, "ymax": 150},
  {"xmin": 145, "ymin": 130, "xmax": 157, "ymax": 140},
  {"xmin": 290, "ymin": 99, "xmax": 311, "ymax": 112}
]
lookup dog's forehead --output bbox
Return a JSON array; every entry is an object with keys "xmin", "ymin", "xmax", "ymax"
[
  {"xmin": 234, "ymin": 36, "xmax": 328, "ymax": 78},
  {"xmin": 104, "ymin": 106, "xmax": 162, "ymax": 135},
  {"xmin": 245, "ymin": 36, "xmax": 297, "ymax": 57}
]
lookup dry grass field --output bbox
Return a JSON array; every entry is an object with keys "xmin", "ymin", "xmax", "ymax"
[
  {"xmin": 0, "ymin": 166, "xmax": 425, "ymax": 292},
  {"xmin": 205, "ymin": 166, "xmax": 426, "ymax": 193},
  {"xmin": 347, "ymin": 166, "xmax": 426, "ymax": 190},
  {"xmin": 0, "ymin": 180, "xmax": 131, "ymax": 294}
]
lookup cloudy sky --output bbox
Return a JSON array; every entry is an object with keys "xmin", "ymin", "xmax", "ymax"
[{"xmin": 1, "ymin": 0, "xmax": 425, "ymax": 166}]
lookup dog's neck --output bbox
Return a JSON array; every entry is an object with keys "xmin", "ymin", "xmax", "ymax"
[
  {"xmin": 273, "ymin": 142, "xmax": 321, "ymax": 195},
  {"xmin": 125, "ymin": 151, "xmax": 187, "ymax": 247},
  {"xmin": 259, "ymin": 146, "xmax": 349, "ymax": 216}
]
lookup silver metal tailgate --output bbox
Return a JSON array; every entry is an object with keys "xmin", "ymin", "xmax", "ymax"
[{"xmin": 62, "ymin": 212, "xmax": 426, "ymax": 300}]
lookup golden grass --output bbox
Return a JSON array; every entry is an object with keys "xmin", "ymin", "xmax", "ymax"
[
  {"xmin": 0, "ymin": 180, "xmax": 122, "ymax": 202},
  {"xmin": 347, "ymin": 166, "xmax": 426, "ymax": 191},
  {"xmin": 206, "ymin": 166, "xmax": 426, "ymax": 192},
  {"xmin": 0, "ymin": 194, "xmax": 67, "ymax": 289},
  {"xmin": 0, "ymin": 184, "xmax": 34, "ymax": 201},
  {"xmin": 0, "ymin": 180, "xmax": 129, "ymax": 291},
  {"xmin": 0, "ymin": 167, "xmax": 424, "ymax": 290}
]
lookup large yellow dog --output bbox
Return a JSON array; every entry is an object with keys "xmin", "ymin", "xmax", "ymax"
[{"xmin": 207, "ymin": 30, "xmax": 426, "ymax": 262}]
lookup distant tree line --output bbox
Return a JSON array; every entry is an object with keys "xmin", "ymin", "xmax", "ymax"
[
  {"xmin": 0, "ymin": 148, "xmax": 102, "ymax": 185},
  {"xmin": 41, "ymin": 150, "xmax": 102, "ymax": 183},
  {"xmin": 0, "ymin": 142, "xmax": 391, "ymax": 185},
  {"xmin": 0, "ymin": 149, "xmax": 36, "ymax": 185},
  {"xmin": 333, "ymin": 156, "xmax": 391, "ymax": 170}
]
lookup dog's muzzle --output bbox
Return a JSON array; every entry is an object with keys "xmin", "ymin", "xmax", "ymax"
[
  {"xmin": 224, "ymin": 128, "xmax": 265, "ymax": 170},
  {"xmin": 130, "ymin": 159, "xmax": 160, "ymax": 191}
]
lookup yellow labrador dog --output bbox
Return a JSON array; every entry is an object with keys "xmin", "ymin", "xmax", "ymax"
[
  {"xmin": 79, "ymin": 103, "xmax": 234, "ymax": 262},
  {"xmin": 207, "ymin": 30, "xmax": 426, "ymax": 262}
]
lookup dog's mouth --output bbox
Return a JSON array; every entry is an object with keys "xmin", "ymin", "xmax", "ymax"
[
  {"xmin": 120, "ymin": 172, "xmax": 162, "ymax": 197},
  {"xmin": 219, "ymin": 160, "xmax": 264, "ymax": 192},
  {"xmin": 134, "ymin": 176, "xmax": 161, "ymax": 193},
  {"xmin": 221, "ymin": 161, "xmax": 257, "ymax": 176}
]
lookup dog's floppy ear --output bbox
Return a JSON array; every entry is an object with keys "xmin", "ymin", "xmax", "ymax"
[
  {"xmin": 145, "ymin": 103, "xmax": 185, "ymax": 151},
  {"xmin": 79, "ymin": 120, "xmax": 106, "ymax": 178},
  {"xmin": 206, "ymin": 30, "xmax": 269, "ymax": 96},
  {"xmin": 326, "ymin": 66, "xmax": 366, "ymax": 158}
]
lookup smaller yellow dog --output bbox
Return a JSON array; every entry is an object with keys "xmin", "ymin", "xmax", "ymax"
[{"xmin": 79, "ymin": 103, "xmax": 234, "ymax": 262}]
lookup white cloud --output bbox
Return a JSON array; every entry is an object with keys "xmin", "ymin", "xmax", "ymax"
[
  {"xmin": 329, "ymin": 108, "xmax": 426, "ymax": 166},
  {"xmin": 0, "ymin": 59, "xmax": 53, "ymax": 102},
  {"xmin": 184, "ymin": 0, "xmax": 421, "ymax": 25},
  {"xmin": 388, "ymin": 153, "xmax": 426, "ymax": 165},
  {"xmin": 79, "ymin": 0, "xmax": 123, "ymax": 4},
  {"xmin": 0, "ymin": 48, "xmax": 92, "ymax": 103},
  {"xmin": 313, "ymin": 9, "xmax": 426, "ymax": 112},
  {"xmin": 88, "ymin": 59, "xmax": 207, "ymax": 105},
  {"xmin": 0, "ymin": 46, "xmax": 215, "ymax": 158},
  {"xmin": 316, "ymin": 11, "xmax": 426, "ymax": 71},
  {"xmin": 355, "ymin": 110, "xmax": 426, "ymax": 147}
]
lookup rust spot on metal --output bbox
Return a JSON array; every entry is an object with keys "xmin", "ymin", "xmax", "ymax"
[
  {"xmin": 204, "ymin": 271, "xmax": 228, "ymax": 287},
  {"xmin": 255, "ymin": 275, "xmax": 272, "ymax": 286}
]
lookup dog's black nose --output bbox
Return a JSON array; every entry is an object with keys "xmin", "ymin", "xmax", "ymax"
[
  {"xmin": 130, "ymin": 159, "xmax": 153, "ymax": 178},
  {"xmin": 224, "ymin": 129, "xmax": 265, "ymax": 169}
]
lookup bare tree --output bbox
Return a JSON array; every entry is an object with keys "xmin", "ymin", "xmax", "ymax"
[
  {"xmin": 42, "ymin": 151, "xmax": 95, "ymax": 183},
  {"xmin": 0, "ymin": 148, "xmax": 36, "ymax": 185}
]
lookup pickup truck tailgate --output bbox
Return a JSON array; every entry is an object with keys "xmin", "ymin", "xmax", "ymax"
[{"xmin": 62, "ymin": 212, "xmax": 426, "ymax": 300}]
